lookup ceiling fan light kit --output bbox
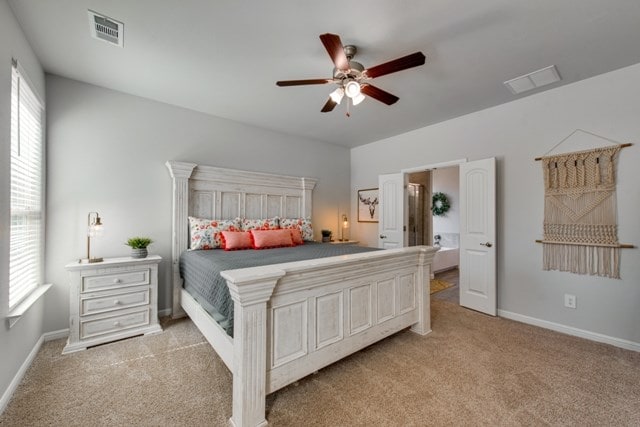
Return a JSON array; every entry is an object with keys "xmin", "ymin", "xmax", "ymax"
[
  {"xmin": 330, "ymin": 87, "xmax": 345, "ymax": 104},
  {"xmin": 352, "ymin": 93, "xmax": 365, "ymax": 106},
  {"xmin": 344, "ymin": 80, "xmax": 361, "ymax": 98},
  {"xmin": 276, "ymin": 33, "xmax": 426, "ymax": 116}
]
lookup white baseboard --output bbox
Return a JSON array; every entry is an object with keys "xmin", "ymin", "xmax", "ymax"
[
  {"xmin": 0, "ymin": 334, "xmax": 44, "ymax": 414},
  {"xmin": 498, "ymin": 309, "xmax": 640, "ymax": 352},
  {"xmin": 0, "ymin": 328, "xmax": 69, "ymax": 415},
  {"xmin": 44, "ymin": 328, "xmax": 69, "ymax": 341}
]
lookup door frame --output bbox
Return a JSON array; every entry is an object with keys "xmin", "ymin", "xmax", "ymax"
[
  {"xmin": 401, "ymin": 158, "xmax": 468, "ymax": 174},
  {"xmin": 384, "ymin": 157, "xmax": 496, "ymax": 315}
]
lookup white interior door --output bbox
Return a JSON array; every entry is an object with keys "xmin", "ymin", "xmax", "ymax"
[
  {"xmin": 378, "ymin": 173, "xmax": 406, "ymax": 249},
  {"xmin": 459, "ymin": 158, "xmax": 496, "ymax": 315}
]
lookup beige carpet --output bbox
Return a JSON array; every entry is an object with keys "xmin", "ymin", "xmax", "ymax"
[
  {"xmin": 2, "ymin": 299, "xmax": 639, "ymax": 426},
  {"xmin": 430, "ymin": 278, "xmax": 453, "ymax": 294}
]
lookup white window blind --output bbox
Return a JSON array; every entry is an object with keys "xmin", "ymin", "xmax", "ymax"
[{"xmin": 9, "ymin": 60, "xmax": 44, "ymax": 310}]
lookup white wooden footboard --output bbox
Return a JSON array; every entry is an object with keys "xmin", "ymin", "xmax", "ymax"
[{"xmin": 223, "ymin": 246, "xmax": 437, "ymax": 427}]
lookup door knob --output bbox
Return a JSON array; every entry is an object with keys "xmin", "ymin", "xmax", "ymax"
[
  {"xmin": 480, "ymin": 242, "xmax": 493, "ymax": 247},
  {"xmin": 379, "ymin": 234, "xmax": 387, "ymax": 239}
]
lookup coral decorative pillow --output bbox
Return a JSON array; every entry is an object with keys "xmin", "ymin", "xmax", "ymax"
[
  {"xmin": 240, "ymin": 217, "xmax": 280, "ymax": 231},
  {"xmin": 189, "ymin": 217, "xmax": 241, "ymax": 250},
  {"xmin": 280, "ymin": 218, "xmax": 313, "ymax": 241},
  {"xmin": 221, "ymin": 231, "xmax": 253, "ymax": 251},
  {"xmin": 250, "ymin": 229, "xmax": 294, "ymax": 249},
  {"xmin": 290, "ymin": 228, "xmax": 304, "ymax": 245}
]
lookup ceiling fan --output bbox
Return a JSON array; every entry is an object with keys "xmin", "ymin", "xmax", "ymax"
[{"xmin": 276, "ymin": 33, "xmax": 426, "ymax": 114}]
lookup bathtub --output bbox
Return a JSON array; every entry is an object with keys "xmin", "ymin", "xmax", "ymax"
[{"xmin": 432, "ymin": 246, "xmax": 459, "ymax": 273}]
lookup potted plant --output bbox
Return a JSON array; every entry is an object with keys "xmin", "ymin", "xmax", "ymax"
[
  {"xmin": 125, "ymin": 237, "xmax": 153, "ymax": 259},
  {"xmin": 321, "ymin": 229, "xmax": 332, "ymax": 243}
]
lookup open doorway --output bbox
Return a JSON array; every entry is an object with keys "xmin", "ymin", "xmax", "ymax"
[
  {"xmin": 407, "ymin": 166, "xmax": 460, "ymax": 304},
  {"xmin": 379, "ymin": 157, "xmax": 496, "ymax": 315}
]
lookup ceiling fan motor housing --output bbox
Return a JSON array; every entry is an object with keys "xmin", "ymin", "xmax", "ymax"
[
  {"xmin": 333, "ymin": 45, "xmax": 365, "ymax": 82},
  {"xmin": 333, "ymin": 61, "xmax": 364, "ymax": 80}
]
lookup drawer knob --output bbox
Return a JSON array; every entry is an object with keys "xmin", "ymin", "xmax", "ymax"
[
  {"xmin": 113, "ymin": 321, "xmax": 121, "ymax": 327},
  {"xmin": 113, "ymin": 299, "xmax": 121, "ymax": 305},
  {"xmin": 113, "ymin": 278, "xmax": 121, "ymax": 284}
]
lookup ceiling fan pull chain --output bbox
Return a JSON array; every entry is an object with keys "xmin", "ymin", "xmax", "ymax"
[{"xmin": 346, "ymin": 97, "xmax": 351, "ymax": 117}]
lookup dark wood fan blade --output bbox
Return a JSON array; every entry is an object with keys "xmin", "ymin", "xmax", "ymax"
[
  {"xmin": 276, "ymin": 79, "xmax": 332, "ymax": 87},
  {"xmin": 319, "ymin": 33, "xmax": 349, "ymax": 72},
  {"xmin": 361, "ymin": 84, "xmax": 399, "ymax": 105},
  {"xmin": 364, "ymin": 52, "xmax": 426, "ymax": 79},
  {"xmin": 321, "ymin": 97, "xmax": 337, "ymax": 113}
]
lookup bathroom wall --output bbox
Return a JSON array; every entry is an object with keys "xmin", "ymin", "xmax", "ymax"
[{"xmin": 432, "ymin": 166, "xmax": 459, "ymax": 247}]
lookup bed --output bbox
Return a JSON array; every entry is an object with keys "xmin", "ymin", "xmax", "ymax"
[{"xmin": 166, "ymin": 161, "xmax": 438, "ymax": 427}]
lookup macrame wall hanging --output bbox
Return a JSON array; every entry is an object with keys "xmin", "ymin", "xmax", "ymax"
[{"xmin": 535, "ymin": 129, "xmax": 634, "ymax": 279}]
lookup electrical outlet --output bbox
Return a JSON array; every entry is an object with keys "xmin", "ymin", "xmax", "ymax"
[{"xmin": 564, "ymin": 294, "xmax": 577, "ymax": 309}]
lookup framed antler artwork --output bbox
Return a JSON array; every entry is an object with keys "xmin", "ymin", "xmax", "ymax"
[{"xmin": 358, "ymin": 188, "xmax": 379, "ymax": 222}]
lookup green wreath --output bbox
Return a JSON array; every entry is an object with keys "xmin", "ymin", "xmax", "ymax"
[{"xmin": 431, "ymin": 192, "xmax": 450, "ymax": 216}]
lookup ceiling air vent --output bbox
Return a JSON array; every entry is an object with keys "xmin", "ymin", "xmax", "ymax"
[
  {"xmin": 503, "ymin": 65, "xmax": 561, "ymax": 95},
  {"xmin": 88, "ymin": 10, "xmax": 124, "ymax": 47}
]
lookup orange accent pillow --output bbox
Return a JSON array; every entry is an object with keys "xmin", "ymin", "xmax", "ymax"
[
  {"xmin": 221, "ymin": 231, "xmax": 253, "ymax": 251},
  {"xmin": 290, "ymin": 228, "xmax": 304, "ymax": 245},
  {"xmin": 250, "ymin": 229, "xmax": 294, "ymax": 249}
]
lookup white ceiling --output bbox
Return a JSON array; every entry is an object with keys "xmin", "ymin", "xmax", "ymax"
[{"xmin": 8, "ymin": 0, "xmax": 640, "ymax": 148}]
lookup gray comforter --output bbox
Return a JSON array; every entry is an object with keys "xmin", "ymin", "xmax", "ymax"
[{"xmin": 180, "ymin": 242, "xmax": 379, "ymax": 336}]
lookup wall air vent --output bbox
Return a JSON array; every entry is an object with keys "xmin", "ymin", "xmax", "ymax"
[{"xmin": 88, "ymin": 10, "xmax": 124, "ymax": 47}]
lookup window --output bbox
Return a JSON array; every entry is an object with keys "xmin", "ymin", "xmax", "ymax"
[{"xmin": 9, "ymin": 59, "xmax": 45, "ymax": 310}]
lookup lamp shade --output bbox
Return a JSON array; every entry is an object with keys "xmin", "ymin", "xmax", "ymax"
[
  {"xmin": 344, "ymin": 80, "xmax": 361, "ymax": 98},
  {"xmin": 88, "ymin": 218, "xmax": 103, "ymax": 237},
  {"xmin": 340, "ymin": 214, "xmax": 350, "ymax": 241},
  {"xmin": 330, "ymin": 87, "xmax": 344, "ymax": 104},
  {"xmin": 85, "ymin": 212, "xmax": 104, "ymax": 263},
  {"xmin": 352, "ymin": 93, "xmax": 365, "ymax": 106}
]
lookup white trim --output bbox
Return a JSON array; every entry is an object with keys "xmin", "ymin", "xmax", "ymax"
[
  {"xmin": 401, "ymin": 158, "xmax": 467, "ymax": 173},
  {"xmin": 0, "ymin": 334, "xmax": 44, "ymax": 415},
  {"xmin": 0, "ymin": 327, "xmax": 71, "ymax": 415},
  {"xmin": 43, "ymin": 328, "xmax": 69, "ymax": 342},
  {"xmin": 498, "ymin": 309, "xmax": 640, "ymax": 352},
  {"xmin": 7, "ymin": 284, "xmax": 52, "ymax": 328},
  {"xmin": 13, "ymin": 59, "xmax": 44, "ymax": 107}
]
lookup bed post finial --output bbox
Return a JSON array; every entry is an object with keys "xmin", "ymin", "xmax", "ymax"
[
  {"xmin": 166, "ymin": 161, "xmax": 197, "ymax": 318},
  {"xmin": 301, "ymin": 177, "xmax": 317, "ymax": 220}
]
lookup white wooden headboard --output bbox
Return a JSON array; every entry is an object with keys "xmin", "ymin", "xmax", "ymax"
[{"xmin": 165, "ymin": 161, "xmax": 318, "ymax": 316}]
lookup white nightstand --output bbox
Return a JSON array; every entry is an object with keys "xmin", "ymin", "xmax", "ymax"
[
  {"xmin": 330, "ymin": 240, "xmax": 360, "ymax": 245},
  {"xmin": 63, "ymin": 255, "xmax": 163, "ymax": 354}
]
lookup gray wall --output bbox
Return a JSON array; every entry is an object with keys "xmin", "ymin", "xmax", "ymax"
[
  {"xmin": 44, "ymin": 75, "xmax": 351, "ymax": 331},
  {"xmin": 351, "ymin": 62, "xmax": 640, "ymax": 346},
  {"xmin": 0, "ymin": 0, "xmax": 46, "ymax": 406}
]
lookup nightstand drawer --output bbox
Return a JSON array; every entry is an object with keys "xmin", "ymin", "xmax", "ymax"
[
  {"xmin": 82, "ymin": 269, "xmax": 149, "ymax": 293},
  {"xmin": 81, "ymin": 288, "xmax": 150, "ymax": 316},
  {"xmin": 80, "ymin": 309, "xmax": 150, "ymax": 340}
]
